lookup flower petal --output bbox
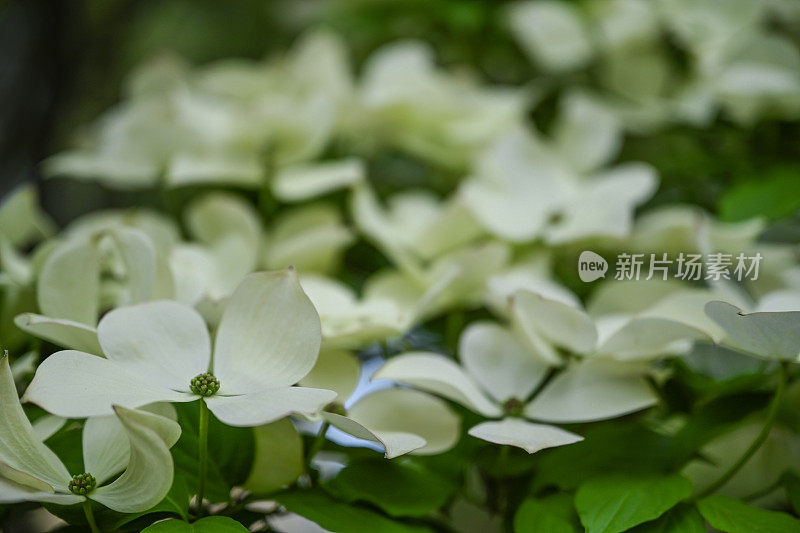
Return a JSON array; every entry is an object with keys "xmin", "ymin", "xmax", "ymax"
[
  {"xmin": 91, "ymin": 406, "xmax": 180, "ymax": 513},
  {"xmin": 552, "ymin": 91, "xmax": 621, "ymax": 173},
  {"xmin": 265, "ymin": 204, "xmax": 354, "ymax": 273},
  {"xmin": 512, "ymin": 289, "xmax": 597, "ymax": 355},
  {"xmin": 213, "ymin": 270, "xmax": 322, "ymax": 392},
  {"xmin": 37, "ymin": 238, "xmax": 100, "ymax": 326},
  {"xmin": 0, "ymin": 476, "xmax": 81, "ymax": 505},
  {"xmin": 205, "ymin": 387, "xmax": 336, "ymax": 427},
  {"xmin": 322, "ymin": 412, "xmax": 426, "ymax": 459},
  {"xmin": 272, "ymin": 158, "xmax": 365, "ymax": 202},
  {"xmin": 0, "ymin": 353, "xmax": 70, "ymax": 489},
  {"xmin": 300, "ymin": 348, "xmax": 361, "ymax": 402},
  {"xmin": 525, "ymin": 359, "xmax": 657, "ymax": 423},
  {"xmin": 31, "ymin": 415, "xmax": 66, "ymax": 442},
  {"xmin": 97, "ymin": 301, "xmax": 211, "ymax": 391},
  {"xmin": 460, "ymin": 131, "xmax": 566, "ymax": 242},
  {"xmin": 459, "ymin": 322, "xmax": 549, "ymax": 403},
  {"xmin": 595, "ymin": 316, "xmax": 710, "ymax": 360},
  {"xmin": 106, "ymin": 228, "xmax": 157, "ymax": 305},
  {"xmin": 468, "ymin": 418, "xmax": 583, "ymax": 454},
  {"xmin": 14, "ymin": 313, "xmax": 102, "ymax": 354},
  {"xmin": 23, "ymin": 350, "xmax": 194, "ymax": 418},
  {"xmin": 373, "ymin": 352, "xmax": 501, "ymax": 417},
  {"xmin": 84, "ymin": 405, "xmax": 180, "ymax": 485},
  {"xmin": 348, "ymin": 388, "xmax": 461, "ymax": 456},
  {"xmin": 506, "ymin": 0, "xmax": 592, "ymax": 72},
  {"xmin": 705, "ymin": 301, "xmax": 800, "ymax": 361},
  {"xmin": 545, "ymin": 163, "xmax": 657, "ymax": 244}
]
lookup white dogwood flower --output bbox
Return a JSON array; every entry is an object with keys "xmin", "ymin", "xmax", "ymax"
[
  {"xmin": 460, "ymin": 94, "xmax": 657, "ymax": 244},
  {"xmin": 0, "ymin": 353, "xmax": 180, "ymax": 513},
  {"xmin": 373, "ymin": 323, "xmax": 586, "ymax": 454},
  {"xmin": 24, "ymin": 270, "xmax": 337, "ymax": 427}
]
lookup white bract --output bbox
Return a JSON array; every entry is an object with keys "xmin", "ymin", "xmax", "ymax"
[
  {"xmin": 15, "ymin": 224, "xmax": 160, "ymax": 355},
  {"xmin": 262, "ymin": 203, "xmax": 354, "ymax": 274},
  {"xmin": 300, "ymin": 348, "xmax": 460, "ymax": 458},
  {"xmin": 24, "ymin": 270, "xmax": 337, "ymax": 427},
  {"xmin": 460, "ymin": 96, "xmax": 657, "ymax": 244},
  {"xmin": 514, "ymin": 284, "xmax": 722, "ymax": 365},
  {"xmin": 42, "ymin": 31, "xmax": 354, "ymax": 191},
  {"xmin": 373, "ymin": 328, "xmax": 584, "ymax": 453},
  {"xmin": 350, "ymin": 40, "xmax": 527, "ymax": 169},
  {"xmin": 0, "ymin": 353, "xmax": 180, "ymax": 512}
]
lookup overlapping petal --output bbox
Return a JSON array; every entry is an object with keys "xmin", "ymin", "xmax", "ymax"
[
  {"xmin": 23, "ymin": 350, "xmax": 193, "ymax": 417},
  {"xmin": 204, "ymin": 387, "xmax": 336, "ymax": 427},
  {"xmin": 459, "ymin": 322, "xmax": 548, "ymax": 403},
  {"xmin": 525, "ymin": 359, "xmax": 657, "ymax": 423},
  {"xmin": 347, "ymin": 389, "xmax": 461, "ymax": 455},
  {"xmin": 0, "ymin": 354, "xmax": 70, "ymax": 489},
  {"xmin": 374, "ymin": 352, "xmax": 501, "ymax": 417},
  {"xmin": 212, "ymin": 270, "xmax": 322, "ymax": 393},
  {"xmin": 14, "ymin": 313, "xmax": 102, "ymax": 354},
  {"xmin": 91, "ymin": 406, "xmax": 181, "ymax": 513},
  {"xmin": 37, "ymin": 239, "xmax": 100, "ymax": 326},
  {"xmin": 97, "ymin": 300, "xmax": 211, "ymax": 391},
  {"xmin": 512, "ymin": 289, "xmax": 597, "ymax": 356}
]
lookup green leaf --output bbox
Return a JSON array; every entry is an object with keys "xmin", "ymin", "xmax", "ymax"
[
  {"xmin": 277, "ymin": 488, "xmax": 433, "ymax": 533},
  {"xmin": 533, "ymin": 422, "xmax": 675, "ymax": 491},
  {"xmin": 140, "ymin": 516, "xmax": 249, "ymax": 532},
  {"xmin": 243, "ymin": 418, "xmax": 303, "ymax": 495},
  {"xmin": 629, "ymin": 504, "xmax": 705, "ymax": 532},
  {"xmin": 514, "ymin": 495, "xmax": 578, "ymax": 533},
  {"xmin": 718, "ymin": 167, "xmax": 800, "ymax": 222},
  {"xmin": 325, "ymin": 458, "xmax": 455, "ymax": 517},
  {"xmin": 697, "ymin": 495, "xmax": 800, "ymax": 533},
  {"xmin": 575, "ymin": 474, "xmax": 693, "ymax": 533}
]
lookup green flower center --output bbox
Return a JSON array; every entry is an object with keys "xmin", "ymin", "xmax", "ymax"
[
  {"xmin": 68, "ymin": 473, "xmax": 96, "ymax": 495},
  {"xmin": 502, "ymin": 397, "xmax": 525, "ymax": 418},
  {"xmin": 190, "ymin": 372, "xmax": 220, "ymax": 396}
]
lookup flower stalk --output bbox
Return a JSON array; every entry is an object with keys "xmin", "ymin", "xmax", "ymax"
[
  {"xmin": 196, "ymin": 399, "xmax": 210, "ymax": 516},
  {"xmin": 695, "ymin": 362, "xmax": 789, "ymax": 500},
  {"xmin": 83, "ymin": 499, "xmax": 101, "ymax": 533}
]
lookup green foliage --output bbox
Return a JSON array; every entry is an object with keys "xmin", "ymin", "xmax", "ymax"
[
  {"xmin": 719, "ymin": 166, "xmax": 800, "ymax": 222},
  {"xmin": 629, "ymin": 504, "xmax": 705, "ymax": 533},
  {"xmin": 276, "ymin": 489, "xmax": 434, "ymax": 533},
  {"xmin": 243, "ymin": 418, "xmax": 304, "ymax": 495},
  {"xmin": 140, "ymin": 516, "xmax": 250, "ymax": 532},
  {"xmin": 172, "ymin": 402, "xmax": 255, "ymax": 503},
  {"xmin": 697, "ymin": 495, "xmax": 800, "ymax": 533},
  {"xmin": 532, "ymin": 422, "xmax": 677, "ymax": 491},
  {"xmin": 574, "ymin": 474, "xmax": 693, "ymax": 533},
  {"xmin": 514, "ymin": 495, "xmax": 580, "ymax": 533},
  {"xmin": 325, "ymin": 458, "xmax": 456, "ymax": 517}
]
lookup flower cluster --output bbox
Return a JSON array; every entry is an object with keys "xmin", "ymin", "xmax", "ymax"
[{"xmin": 2, "ymin": 1, "xmax": 800, "ymax": 530}]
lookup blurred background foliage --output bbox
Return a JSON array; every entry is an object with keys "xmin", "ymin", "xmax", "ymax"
[{"xmin": 2, "ymin": 0, "xmax": 799, "ymax": 230}]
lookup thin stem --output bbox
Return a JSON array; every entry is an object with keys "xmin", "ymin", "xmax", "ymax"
[
  {"xmin": 306, "ymin": 422, "xmax": 330, "ymax": 472},
  {"xmin": 83, "ymin": 499, "xmax": 101, "ymax": 533},
  {"xmin": 197, "ymin": 399, "xmax": 210, "ymax": 516},
  {"xmin": 695, "ymin": 362, "xmax": 789, "ymax": 500}
]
